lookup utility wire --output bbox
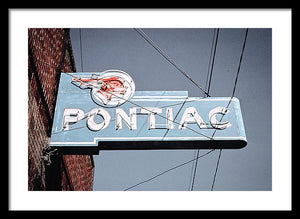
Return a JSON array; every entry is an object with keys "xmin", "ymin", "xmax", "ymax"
[
  {"xmin": 190, "ymin": 28, "xmax": 219, "ymax": 191},
  {"xmin": 79, "ymin": 28, "xmax": 84, "ymax": 72},
  {"xmin": 211, "ymin": 149, "xmax": 222, "ymax": 190},
  {"xmin": 59, "ymin": 77, "xmax": 216, "ymax": 191},
  {"xmin": 206, "ymin": 28, "xmax": 219, "ymax": 96},
  {"xmin": 204, "ymin": 29, "xmax": 217, "ymax": 97},
  {"xmin": 62, "ymin": 72, "xmax": 213, "ymax": 140},
  {"xmin": 124, "ymin": 149, "xmax": 215, "ymax": 191},
  {"xmin": 210, "ymin": 28, "xmax": 249, "ymax": 191},
  {"xmin": 162, "ymin": 97, "xmax": 188, "ymax": 139},
  {"xmin": 190, "ymin": 149, "xmax": 200, "ymax": 190},
  {"xmin": 134, "ymin": 28, "xmax": 210, "ymax": 97},
  {"xmin": 226, "ymin": 28, "xmax": 249, "ymax": 108},
  {"xmin": 63, "ymin": 28, "xmax": 248, "ymax": 191}
]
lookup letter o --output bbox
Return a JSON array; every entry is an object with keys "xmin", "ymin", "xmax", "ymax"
[{"xmin": 86, "ymin": 108, "xmax": 111, "ymax": 131}]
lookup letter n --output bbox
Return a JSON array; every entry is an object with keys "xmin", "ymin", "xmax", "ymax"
[{"xmin": 115, "ymin": 108, "xmax": 137, "ymax": 130}]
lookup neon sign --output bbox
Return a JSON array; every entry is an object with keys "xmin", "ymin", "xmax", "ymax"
[
  {"xmin": 62, "ymin": 106, "xmax": 232, "ymax": 132},
  {"xmin": 50, "ymin": 71, "xmax": 247, "ymax": 154}
]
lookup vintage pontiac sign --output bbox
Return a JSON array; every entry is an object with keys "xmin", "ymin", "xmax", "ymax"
[{"xmin": 50, "ymin": 70, "xmax": 247, "ymax": 154}]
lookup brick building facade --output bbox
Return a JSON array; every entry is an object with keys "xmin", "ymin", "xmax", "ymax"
[{"xmin": 28, "ymin": 28, "xmax": 94, "ymax": 191}]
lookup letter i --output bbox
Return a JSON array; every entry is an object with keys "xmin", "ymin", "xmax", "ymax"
[{"xmin": 166, "ymin": 108, "xmax": 174, "ymax": 129}]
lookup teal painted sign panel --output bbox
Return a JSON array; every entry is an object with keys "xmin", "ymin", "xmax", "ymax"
[{"xmin": 49, "ymin": 72, "xmax": 247, "ymax": 154}]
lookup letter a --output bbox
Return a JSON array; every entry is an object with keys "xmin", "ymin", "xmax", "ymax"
[{"xmin": 179, "ymin": 107, "xmax": 207, "ymax": 129}]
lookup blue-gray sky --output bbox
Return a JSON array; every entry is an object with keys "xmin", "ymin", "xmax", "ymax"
[{"xmin": 70, "ymin": 28, "xmax": 272, "ymax": 191}]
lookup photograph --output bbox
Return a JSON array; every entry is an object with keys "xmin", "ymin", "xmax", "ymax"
[
  {"xmin": 9, "ymin": 9, "xmax": 292, "ymax": 211},
  {"xmin": 28, "ymin": 27, "xmax": 271, "ymax": 191}
]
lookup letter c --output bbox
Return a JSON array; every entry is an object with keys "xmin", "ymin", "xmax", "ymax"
[{"xmin": 209, "ymin": 107, "xmax": 232, "ymax": 130}]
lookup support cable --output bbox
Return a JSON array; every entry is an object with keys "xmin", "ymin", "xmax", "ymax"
[
  {"xmin": 210, "ymin": 149, "xmax": 222, "ymax": 191},
  {"xmin": 79, "ymin": 28, "xmax": 84, "ymax": 72},
  {"xmin": 190, "ymin": 28, "xmax": 219, "ymax": 191},
  {"xmin": 210, "ymin": 28, "xmax": 248, "ymax": 191},
  {"xmin": 124, "ymin": 149, "xmax": 215, "ymax": 191},
  {"xmin": 134, "ymin": 28, "xmax": 210, "ymax": 97},
  {"xmin": 59, "ymin": 28, "xmax": 248, "ymax": 191},
  {"xmin": 206, "ymin": 28, "xmax": 219, "ymax": 96},
  {"xmin": 62, "ymin": 72, "xmax": 213, "ymax": 140}
]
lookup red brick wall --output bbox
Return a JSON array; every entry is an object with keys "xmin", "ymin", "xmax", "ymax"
[
  {"xmin": 28, "ymin": 28, "xmax": 94, "ymax": 191},
  {"xmin": 62, "ymin": 155, "xmax": 94, "ymax": 191}
]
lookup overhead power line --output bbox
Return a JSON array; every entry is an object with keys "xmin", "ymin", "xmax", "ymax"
[
  {"xmin": 190, "ymin": 28, "xmax": 220, "ymax": 191},
  {"xmin": 79, "ymin": 28, "xmax": 84, "ymax": 72},
  {"xmin": 134, "ymin": 28, "xmax": 210, "ymax": 97},
  {"xmin": 227, "ymin": 28, "xmax": 249, "ymax": 108},
  {"xmin": 211, "ymin": 149, "xmax": 222, "ymax": 190},
  {"xmin": 206, "ymin": 28, "xmax": 220, "ymax": 97},
  {"xmin": 124, "ymin": 149, "xmax": 215, "ymax": 191},
  {"xmin": 210, "ymin": 28, "xmax": 249, "ymax": 191},
  {"xmin": 62, "ymin": 72, "xmax": 213, "ymax": 140},
  {"xmin": 72, "ymin": 28, "xmax": 249, "ymax": 191}
]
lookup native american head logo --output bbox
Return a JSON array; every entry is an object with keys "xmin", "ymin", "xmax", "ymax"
[{"xmin": 71, "ymin": 70, "xmax": 135, "ymax": 108}]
